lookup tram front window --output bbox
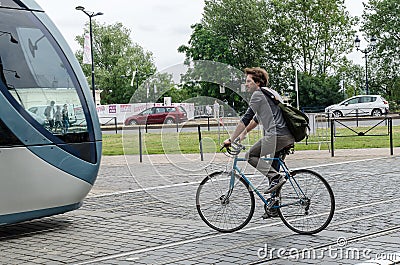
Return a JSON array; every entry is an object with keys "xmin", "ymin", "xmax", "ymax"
[{"xmin": 0, "ymin": 8, "xmax": 89, "ymax": 139}]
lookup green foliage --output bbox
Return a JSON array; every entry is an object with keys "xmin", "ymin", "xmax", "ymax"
[
  {"xmin": 178, "ymin": 0, "xmax": 269, "ymax": 113},
  {"xmin": 178, "ymin": 0, "xmax": 358, "ymax": 111},
  {"xmin": 132, "ymin": 72, "xmax": 176, "ymax": 103},
  {"xmin": 264, "ymin": 0, "xmax": 357, "ymax": 93},
  {"xmin": 297, "ymin": 72, "xmax": 344, "ymax": 109},
  {"xmin": 362, "ymin": 0, "xmax": 400, "ymax": 104},
  {"xmin": 75, "ymin": 21, "xmax": 157, "ymax": 104}
]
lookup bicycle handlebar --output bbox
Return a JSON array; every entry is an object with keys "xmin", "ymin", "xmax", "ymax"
[{"xmin": 220, "ymin": 138, "xmax": 246, "ymax": 156}]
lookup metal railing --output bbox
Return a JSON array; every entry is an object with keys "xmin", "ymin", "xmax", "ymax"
[{"xmin": 330, "ymin": 117, "xmax": 393, "ymax": 157}]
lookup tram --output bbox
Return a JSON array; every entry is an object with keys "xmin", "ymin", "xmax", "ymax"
[{"xmin": 0, "ymin": 0, "xmax": 102, "ymax": 224}]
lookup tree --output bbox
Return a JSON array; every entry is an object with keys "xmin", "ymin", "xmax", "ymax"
[
  {"xmin": 75, "ymin": 21, "xmax": 157, "ymax": 104},
  {"xmin": 265, "ymin": 0, "xmax": 357, "ymax": 74},
  {"xmin": 362, "ymin": 0, "xmax": 400, "ymax": 105},
  {"xmin": 179, "ymin": 0, "xmax": 358, "ymax": 110},
  {"xmin": 132, "ymin": 72, "xmax": 177, "ymax": 104},
  {"xmin": 178, "ymin": 0, "xmax": 269, "ymax": 113},
  {"xmin": 296, "ymin": 72, "xmax": 343, "ymax": 110}
]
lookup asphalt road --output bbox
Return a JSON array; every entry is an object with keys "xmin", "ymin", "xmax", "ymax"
[{"xmin": 0, "ymin": 148, "xmax": 399, "ymax": 264}]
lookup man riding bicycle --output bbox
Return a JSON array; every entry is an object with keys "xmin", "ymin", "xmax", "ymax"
[{"xmin": 223, "ymin": 67, "xmax": 295, "ymax": 217}]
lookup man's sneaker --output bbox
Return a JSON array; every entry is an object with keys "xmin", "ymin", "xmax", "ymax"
[
  {"xmin": 262, "ymin": 199, "xmax": 279, "ymax": 219},
  {"xmin": 264, "ymin": 176, "xmax": 286, "ymax": 194},
  {"xmin": 262, "ymin": 208, "xmax": 279, "ymax": 219}
]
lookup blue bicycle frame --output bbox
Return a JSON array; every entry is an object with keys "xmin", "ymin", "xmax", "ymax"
[{"xmin": 229, "ymin": 156, "xmax": 306, "ymax": 209}]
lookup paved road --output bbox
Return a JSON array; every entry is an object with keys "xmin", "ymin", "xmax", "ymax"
[{"xmin": 0, "ymin": 148, "xmax": 399, "ymax": 264}]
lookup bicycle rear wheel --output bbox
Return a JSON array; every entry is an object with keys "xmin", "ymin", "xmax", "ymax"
[
  {"xmin": 278, "ymin": 169, "xmax": 335, "ymax": 235},
  {"xmin": 196, "ymin": 171, "xmax": 255, "ymax": 233}
]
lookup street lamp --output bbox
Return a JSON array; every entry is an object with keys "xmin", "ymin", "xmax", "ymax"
[
  {"xmin": 75, "ymin": 6, "xmax": 103, "ymax": 104},
  {"xmin": 354, "ymin": 35, "xmax": 377, "ymax": 95}
]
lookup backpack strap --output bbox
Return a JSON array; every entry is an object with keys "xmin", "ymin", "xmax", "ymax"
[{"xmin": 260, "ymin": 88, "xmax": 280, "ymax": 105}]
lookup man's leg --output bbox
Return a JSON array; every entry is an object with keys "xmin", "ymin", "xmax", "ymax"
[
  {"xmin": 49, "ymin": 119, "xmax": 54, "ymax": 130},
  {"xmin": 245, "ymin": 135, "xmax": 277, "ymax": 180},
  {"xmin": 264, "ymin": 135, "xmax": 295, "ymax": 193},
  {"xmin": 246, "ymin": 134, "xmax": 294, "ymax": 191}
]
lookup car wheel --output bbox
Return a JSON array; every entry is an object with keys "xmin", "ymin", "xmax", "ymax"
[
  {"xmin": 371, "ymin": 109, "xmax": 382, "ymax": 116},
  {"xmin": 129, "ymin": 119, "xmax": 138, "ymax": 125},
  {"xmin": 165, "ymin": 117, "xmax": 175, "ymax": 124},
  {"xmin": 333, "ymin": 111, "xmax": 342, "ymax": 118}
]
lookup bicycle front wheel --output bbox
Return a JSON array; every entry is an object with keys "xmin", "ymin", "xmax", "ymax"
[
  {"xmin": 196, "ymin": 171, "xmax": 255, "ymax": 233},
  {"xmin": 278, "ymin": 169, "xmax": 335, "ymax": 235}
]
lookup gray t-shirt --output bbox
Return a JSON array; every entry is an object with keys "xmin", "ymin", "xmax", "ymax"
[{"xmin": 245, "ymin": 87, "xmax": 292, "ymax": 136}]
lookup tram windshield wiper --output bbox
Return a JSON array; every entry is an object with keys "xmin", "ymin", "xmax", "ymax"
[{"xmin": 28, "ymin": 35, "xmax": 45, "ymax": 58}]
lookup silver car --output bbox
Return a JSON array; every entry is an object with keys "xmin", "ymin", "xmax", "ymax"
[{"xmin": 325, "ymin": 95, "xmax": 389, "ymax": 117}]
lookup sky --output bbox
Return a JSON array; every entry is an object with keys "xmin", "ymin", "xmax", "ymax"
[{"xmin": 34, "ymin": 0, "xmax": 366, "ymax": 71}]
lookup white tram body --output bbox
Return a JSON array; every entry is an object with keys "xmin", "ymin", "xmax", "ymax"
[{"xmin": 0, "ymin": 0, "xmax": 102, "ymax": 224}]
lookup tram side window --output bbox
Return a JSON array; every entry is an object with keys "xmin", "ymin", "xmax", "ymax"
[
  {"xmin": 0, "ymin": 7, "xmax": 95, "ymax": 162},
  {"xmin": 0, "ymin": 18, "xmax": 88, "ymax": 139}
]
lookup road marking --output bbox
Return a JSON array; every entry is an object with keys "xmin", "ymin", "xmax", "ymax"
[{"xmin": 72, "ymin": 204, "xmax": 400, "ymax": 265}]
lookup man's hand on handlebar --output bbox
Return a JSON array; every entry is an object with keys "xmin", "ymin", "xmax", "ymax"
[
  {"xmin": 220, "ymin": 138, "xmax": 245, "ymax": 155},
  {"xmin": 223, "ymin": 138, "xmax": 232, "ymax": 148}
]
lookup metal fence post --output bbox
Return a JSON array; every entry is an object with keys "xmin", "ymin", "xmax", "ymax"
[
  {"xmin": 330, "ymin": 119, "xmax": 335, "ymax": 157},
  {"xmin": 389, "ymin": 117, "xmax": 393, "ymax": 155},
  {"xmin": 139, "ymin": 126, "xmax": 143, "ymax": 163},
  {"xmin": 198, "ymin": 125, "xmax": 204, "ymax": 161},
  {"xmin": 356, "ymin": 109, "xmax": 359, "ymax": 127}
]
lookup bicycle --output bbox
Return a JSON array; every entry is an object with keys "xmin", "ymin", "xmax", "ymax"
[{"xmin": 196, "ymin": 140, "xmax": 335, "ymax": 235}]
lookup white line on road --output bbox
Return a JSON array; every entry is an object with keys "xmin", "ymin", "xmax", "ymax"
[{"xmin": 73, "ymin": 202, "xmax": 400, "ymax": 265}]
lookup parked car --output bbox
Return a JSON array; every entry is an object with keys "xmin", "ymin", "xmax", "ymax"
[
  {"xmin": 124, "ymin": 106, "xmax": 188, "ymax": 125},
  {"xmin": 325, "ymin": 95, "xmax": 389, "ymax": 118},
  {"xmin": 27, "ymin": 110, "xmax": 45, "ymax": 125}
]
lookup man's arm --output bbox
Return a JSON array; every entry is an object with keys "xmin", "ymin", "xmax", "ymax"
[
  {"xmin": 223, "ymin": 102, "xmax": 259, "ymax": 146},
  {"xmin": 230, "ymin": 121, "xmax": 246, "ymax": 142},
  {"xmin": 240, "ymin": 119, "xmax": 258, "ymax": 139}
]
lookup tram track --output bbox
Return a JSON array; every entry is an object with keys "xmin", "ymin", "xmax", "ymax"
[{"xmin": 72, "ymin": 198, "xmax": 400, "ymax": 265}]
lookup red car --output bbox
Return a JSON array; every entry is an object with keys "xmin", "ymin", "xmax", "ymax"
[{"xmin": 124, "ymin": 106, "xmax": 188, "ymax": 125}]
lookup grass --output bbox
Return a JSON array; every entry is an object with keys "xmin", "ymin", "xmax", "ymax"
[{"xmin": 101, "ymin": 125, "xmax": 399, "ymax": 156}]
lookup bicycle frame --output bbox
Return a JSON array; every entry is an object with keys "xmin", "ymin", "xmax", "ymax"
[
  {"xmin": 197, "ymin": 144, "xmax": 335, "ymax": 234},
  {"xmin": 229, "ymin": 156, "xmax": 306, "ymax": 208}
]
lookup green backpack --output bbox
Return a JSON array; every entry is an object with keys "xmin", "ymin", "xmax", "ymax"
[{"xmin": 261, "ymin": 88, "xmax": 309, "ymax": 142}]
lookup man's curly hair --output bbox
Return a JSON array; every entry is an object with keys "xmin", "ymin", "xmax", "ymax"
[{"xmin": 244, "ymin": 67, "xmax": 269, "ymax": 87}]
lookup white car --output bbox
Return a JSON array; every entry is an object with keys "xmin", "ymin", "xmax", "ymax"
[{"xmin": 325, "ymin": 95, "xmax": 389, "ymax": 118}]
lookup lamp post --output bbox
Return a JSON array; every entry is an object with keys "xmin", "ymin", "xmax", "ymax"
[
  {"xmin": 354, "ymin": 35, "xmax": 377, "ymax": 95},
  {"xmin": 75, "ymin": 6, "xmax": 103, "ymax": 104}
]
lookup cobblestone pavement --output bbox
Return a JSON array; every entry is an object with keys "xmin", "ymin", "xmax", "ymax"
[{"xmin": 0, "ymin": 148, "xmax": 399, "ymax": 265}]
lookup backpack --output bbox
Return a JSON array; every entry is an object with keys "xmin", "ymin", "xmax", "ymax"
[{"xmin": 261, "ymin": 88, "xmax": 309, "ymax": 142}]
